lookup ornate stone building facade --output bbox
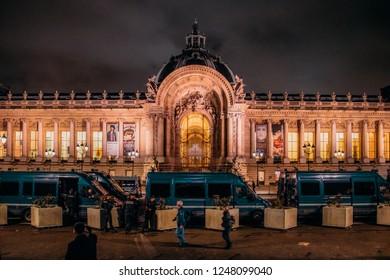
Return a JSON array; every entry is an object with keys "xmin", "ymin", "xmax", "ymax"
[{"xmin": 1, "ymin": 20, "xmax": 390, "ymax": 185}]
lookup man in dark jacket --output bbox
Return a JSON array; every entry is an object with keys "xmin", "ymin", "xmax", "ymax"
[
  {"xmin": 102, "ymin": 195, "xmax": 117, "ymax": 232},
  {"xmin": 221, "ymin": 207, "xmax": 235, "ymax": 249},
  {"xmin": 123, "ymin": 195, "xmax": 139, "ymax": 233},
  {"xmin": 143, "ymin": 196, "xmax": 156, "ymax": 232},
  {"xmin": 65, "ymin": 222, "xmax": 94, "ymax": 260},
  {"xmin": 173, "ymin": 200, "xmax": 187, "ymax": 247}
]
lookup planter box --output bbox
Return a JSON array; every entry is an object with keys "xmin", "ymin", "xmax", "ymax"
[
  {"xmin": 156, "ymin": 209, "xmax": 177, "ymax": 230},
  {"xmin": 322, "ymin": 206, "xmax": 353, "ymax": 228},
  {"xmin": 0, "ymin": 204, "xmax": 7, "ymax": 225},
  {"xmin": 87, "ymin": 207, "xmax": 120, "ymax": 229},
  {"xmin": 205, "ymin": 208, "xmax": 239, "ymax": 230},
  {"xmin": 264, "ymin": 207, "xmax": 297, "ymax": 230},
  {"xmin": 31, "ymin": 206, "xmax": 63, "ymax": 228},
  {"xmin": 377, "ymin": 205, "xmax": 390, "ymax": 226}
]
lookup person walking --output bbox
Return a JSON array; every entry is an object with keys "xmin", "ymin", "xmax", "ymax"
[
  {"xmin": 102, "ymin": 195, "xmax": 117, "ymax": 233},
  {"xmin": 221, "ymin": 207, "xmax": 235, "ymax": 249},
  {"xmin": 84, "ymin": 225, "xmax": 97, "ymax": 260},
  {"xmin": 65, "ymin": 222, "xmax": 95, "ymax": 260},
  {"xmin": 173, "ymin": 200, "xmax": 187, "ymax": 247},
  {"xmin": 124, "ymin": 195, "xmax": 139, "ymax": 233},
  {"xmin": 143, "ymin": 196, "xmax": 156, "ymax": 232}
]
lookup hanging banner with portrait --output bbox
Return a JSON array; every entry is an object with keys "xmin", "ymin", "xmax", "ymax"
[
  {"xmin": 123, "ymin": 123, "xmax": 136, "ymax": 156},
  {"xmin": 106, "ymin": 123, "xmax": 119, "ymax": 158},
  {"xmin": 255, "ymin": 124, "xmax": 267, "ymax": 155},
  {"xmin": 272, "ymin": 123, "xmax": 284, "ymax": 161}
]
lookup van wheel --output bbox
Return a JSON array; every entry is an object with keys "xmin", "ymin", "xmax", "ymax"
[
  {"xmin": 250, "ymin": 210, "xmax": 264, "ymax": 225},
  {"xmin": 23, "ymin": 209, "xmax": 32, "ymax": 222}
]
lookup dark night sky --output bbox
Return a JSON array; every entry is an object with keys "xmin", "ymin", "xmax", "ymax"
[{"xmin": 1, "ymin": 0, "xmax": 389, "ymax": 95}]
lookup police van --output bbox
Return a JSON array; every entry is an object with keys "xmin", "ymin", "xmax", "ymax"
[
  {"xmin": 146, "ymin": 172, "xmax": 271, "ymax": 224},
  {"xmin": 86, "ymin": 171, "xmax": 129, "ymax": 201},
  {"xmin": 278, "ymin": 171, "xmax": 390, "ymax": 218},
  {"xmin": 0, "ymin": 170, "xmax": 118, "ymax": 221},
  {"xmin": 112, "ymin": 176, "xmax": 141, "ymax": 197}
]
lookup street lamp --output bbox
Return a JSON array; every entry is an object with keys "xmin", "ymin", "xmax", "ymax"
[
  {"xmin": 76, "ymin": 143, "xmax": 88, "ymax": 171},
  {"xmin": 303, "ymin": 142, "xmax": 315, "ymax": 171},
  {"xmin": 252, "ymin": 149, "xmax": 265, "ymax": 186},
  {"xmin": 127, "ymin": 150, "xmax": 139, "ymax": 176},
  {"xmin": 334, "ymin": 150, "xmax": 345, "ymax": 171},
  {"xmin": 44, "ymin": 149, "xmax": 55, "ymax": 170}
]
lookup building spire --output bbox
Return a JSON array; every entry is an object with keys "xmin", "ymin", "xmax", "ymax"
[{"xmin": 186, "ymin": 19, "xmax": 206, "ymax": 49}]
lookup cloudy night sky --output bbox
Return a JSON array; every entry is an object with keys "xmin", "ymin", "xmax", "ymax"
[{"xmin": 1, "ymin": 0, "xmax": 389, "ymax": 95}]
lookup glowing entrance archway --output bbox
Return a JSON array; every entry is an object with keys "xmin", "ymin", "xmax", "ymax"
[{"xmin": 180, "ymin": 113, "xmax": 211, "ymax": 167}]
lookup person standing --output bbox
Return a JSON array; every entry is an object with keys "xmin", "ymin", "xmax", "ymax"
[
  {"xmin": 102, "ymin": 195, "xmax": 117, "ymax": 233},
  {"xmin": 173, "ymin": 200, "xmax": 187, "ymax": 247},
  {"xmin": 65, "ymin": 222, "xmax": 94, "ymax": 260},
  {"xmin": 221, "ymin": 207, "xmax": 235, "ymax": 249},
  {"xmin": 143, "ymin": 196, "xmax": 156, "ymax": 232},
  {"xmin": 124, "ymin": 195, "xmax": 139, "ymax": 233}
]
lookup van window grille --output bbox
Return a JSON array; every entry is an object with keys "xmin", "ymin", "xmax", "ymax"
[
  {"xmin": 150, "ymin": 183, "xmax": 171, "ymax": 198},
  {"xmin": 300, "ymin": 181, "xmax": 320, "ymax": 196},
  {"xmin": 208, "ymin": 183, "xmax": 231, "ymax": 198},
  {"xmin": 0, "ymin": 181, "xmax": 19, "ymax": 196},
  {"xmin": 324, "ymin": 181, "xmax": 351, "ymax": 195},
  {"xmin": 354, "ymin": 181, "xmax": 375, "ymax": 196},
  {"xmin": 175, "ymin": 182, "xmax": 205, "ymax": 198}
]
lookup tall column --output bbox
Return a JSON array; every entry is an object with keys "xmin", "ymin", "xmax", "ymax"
[
  {"xmin": 69, "ymin": 119, "xmax": 75, "ymax": 162},
  {"xmin": 220, "ymin": 113, "xmax": 226, "ymax": 159},
  {"xmin": 250, "ymin": 119, "xmax": 256, "ymax": 158},
  {"xmin": 227, "ymin": 114, "xmax": 233, "ymax": 158},
  {"xmin": 37, "ymin": 118, "xmax": 43, "ymax": 161},
  {"xmin": 362, "ymin": 120, "xmax": 369, "ymax": 163},
  {"xmin": 299, "ymin": 120, "xmax": 305, "ymax": 163},
  {"xmin": 158, "ymin": 115, "xmax": 165, "ymax": 158},
  {"xmin": 145, "ymin": 116, "xmax": 153, "ymax": 157},
  {"xmin": 331, "ymin": 120, "xmax": 337, "ymax": 162},
  {"xmin": 315, "ymin": 120, "xmax": 321, "ymax": 163},
  {"xmin": 267, "ymin": 119, "xmax": 273, "ymax": 163},
  {"xmin": 85, "ymin": 118, "xmax": 91, "ymax": 162},
  {"xmin": 21, "ymin": 118, "xmax": 28, "ymax": 161},
  {"xmin": 53, "ymin": 118, "xmax": 59, "ymax": 162},
  {"xmin": 236, "ymin": 114, "xmax": 243, "ymax": 157},
  {"xmin": 135, "ymin": 118, "xmax": 141, "ymax": 156},
  {"xmin": 4, "ymin": 118, "xmax": 12, "ymax": 161},
  {"xmin": 283, "ymin": 119, "xmax": 290, "ymax": 163},
  {"xmin": 346, "ymin": 120, "xmax": 353, "ymax": 163},
  {"xmin": 118, "ymin": 118, "xmax": 124, "ymax": 163},
  {"xmin": 164, "ymin": 116, "xmax": 170, "ymax": 158},
  {"xmin": 101, "ymin": 118, "xmax": 107, "ymax": 162},
  {"xmin": 378, "ymin": 120, "xmax": 385, "ymax": 163}
]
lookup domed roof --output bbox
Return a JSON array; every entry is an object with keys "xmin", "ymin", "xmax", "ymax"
[{"xmin": 155, "ymin": 20, "xmax": 236, "ymax": 84}]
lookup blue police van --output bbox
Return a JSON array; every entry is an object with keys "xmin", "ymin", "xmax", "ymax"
[
  {"xmin": 146, "ymin": 172, "xmax": 271, "ymax": 224},
  {"xmin": 0, "ymin": 170, "xmax": 116, "ymax": 221},
  {"xmin": 279, "ymin": 171, "xmax": 390, "ymax": 218}
]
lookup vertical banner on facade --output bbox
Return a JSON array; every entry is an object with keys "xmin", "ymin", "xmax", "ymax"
[
  {"xmin": 272, "ymin": 123, "xmax": 284, "ymax": 161},
  {"xmin": 255, "ymin": 124, "xmax": 267, "ymax": 155},
  {"xmin": 106, "ymin": 123, "xmax": 119, "ymax": 158},
  {"xmin": 123, "ymin": 123, "xmax": 136, "ymax": 156}
]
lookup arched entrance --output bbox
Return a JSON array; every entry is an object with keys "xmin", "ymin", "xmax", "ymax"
[{"xmin": 180, "ymin": 113, "xmax": 211, "ymax": 168}]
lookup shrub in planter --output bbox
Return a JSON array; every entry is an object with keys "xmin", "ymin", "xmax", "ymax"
[
  {"xmin": 87, "ymin": 194, "xmax": 120, "ymax": 229},
  {"xmin": 322, "ymin": 194, "xmax": 353, "ymax": 228},
  {"xmin": 205, "ymin": 195, "xmax": 239, "ymax": 230},
  {"xmin": 31, "ymin": 195, "xmax": 63, "ymax": 228},
  {"xmin": 154, "ymin": 198, "xmax": 177, "ymax": 230},
  {"xmin": 264, "ymin": 198, "xmax": 297, "ymax": 230},
  {"xmin": 0, "ymin": 204, "xmax": 7, "ymax": 225}
]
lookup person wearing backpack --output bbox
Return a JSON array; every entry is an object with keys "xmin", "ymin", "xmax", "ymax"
[
  {"xmin": 172, "ymin": 200, "xmax": 187, "ymax": 247},
  {"xmin": 221, "ymin": 207, "xmax": 235, "ymax": 249}
]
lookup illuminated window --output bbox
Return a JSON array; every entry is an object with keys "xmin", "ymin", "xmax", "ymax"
[
  {"xmin": 384, "ymin": 132, "xmax": 390, "ymax": 161},
  {"xmin": 367, "ymin": 132, "xmax": 376, "ymax": 160},
  {"xmin": 287, "ymin": 132, "xmax": 298, "ymax": 162},
  {"xmin": 45, "ymin": 131, "xmax": 54, "ymax": 151},
  {"xmin": 76, "ymin": 131, "xmax": 87, "ymax": 160},
  {"xmin": 92, "ymin": 131, "xmax": 103, "ymax": 160},
  {"xmin": 0, "ymin": 130, "xmax": 6, "ymax": 158},
  {"xmin": 320, "ymin": 132, "xmax": 329, "ymax": 161},
  {"xmin": 304, "ymin": 132, "xmax": 315, "ymax": 161},
  {"xmin": 352, "ymin": 133, "xmax": 360, "ymax": 161},
  {"xmin": 61, "ymin": 131, "xmax": 70, "ymax": 160},
  {"xmin": 14, "ymin": 131, "xmax": 23, "ymax": 158},
  {"xmin": 336, "ymin": 133, "xmax": 345, "ymax": 153},
  {"xmin": 30, "ymin": 131, "xmax": 38, "ymax": 158}
]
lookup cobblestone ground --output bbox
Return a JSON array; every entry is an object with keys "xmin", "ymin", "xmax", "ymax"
[{"xmin": 1, "ymin": 218, "xmax": 389, "ymax": 260}]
